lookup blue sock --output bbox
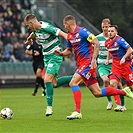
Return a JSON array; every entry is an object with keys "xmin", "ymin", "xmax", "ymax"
[{"xmin": 101, "ymin": 88, "xmax": 106, "ymax": 96}]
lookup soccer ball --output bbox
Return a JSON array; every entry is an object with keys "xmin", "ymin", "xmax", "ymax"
[{"xmin": 0, "ymin": 108, "xmax": 14, "ymax": 119}]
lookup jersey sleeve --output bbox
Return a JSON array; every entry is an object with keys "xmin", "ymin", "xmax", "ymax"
[
  {"xmin": 26, "ymin": 45, "xmax": 32, "ymax": 50},
  {"xmin": 41, "ymin": 22, "xmax": 61, "ymax": 36},
  {"xmin": 66, "ymin": 40, "xmax": 72, "ymax": 48},
  {"xmin": 105, "ymin": 40, "xmax": 109, "ymax": 48},
  {"xmin": 80, "ymin": 28, "xmax": 96, "ymax": 43},
  {"xmin": 118, "ymin": 37, "xmax": 130, "ymax": 49},
  {"xmin": 38, "ymin": 45, "xmax": 43, "ymax": 54}
]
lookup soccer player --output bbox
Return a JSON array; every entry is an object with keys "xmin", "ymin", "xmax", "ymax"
[
  {"xmin": 25, "ymin": 39, "xmax": 46, "ymax": 96},
  {"xmin": 96, "ymin": 18, "xmax": 125, "ymax": 111},
  {"xmin": 105, "ymin": 25, "xmax": 133, "ymax": 102},
  {"xmin": 24, "ymin": 14, "xmax": 72, "ymax": 117},
  {"xmin": 54, "ymin": 15, "xmax": 133, "ymax": 120}
]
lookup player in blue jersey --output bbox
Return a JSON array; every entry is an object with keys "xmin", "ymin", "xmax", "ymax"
[
  {"xmin": 54, "ymin": 15, "xmax": 133, "ymax": 120},
  {"xmin": 105, "ymin": 25, "xmax": 133, "ymax": 109},
  {"xmin": 96, "ymin": 18, "xmax": 125, "ymax": 111}
]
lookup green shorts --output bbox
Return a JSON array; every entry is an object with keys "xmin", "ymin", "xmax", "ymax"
[
  {"xmin": 44, "ymin": 53, "xmax": 63, "ymax": 78},
  {"xmin": 98, "ymin": 63, "xmax": 112, "ymax": 78}
]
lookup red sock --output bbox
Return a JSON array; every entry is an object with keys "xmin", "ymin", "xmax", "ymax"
[
  {"xmin": 106, "ymin": 87, "xmax": 126, "ymax": 96},
  {"xmin": 73, "ymin": 90, "xmax": 81, "ymax": 113},
  {"xmin": 113, "ymin": 95, "xmax": 121, "ymax": 105}
]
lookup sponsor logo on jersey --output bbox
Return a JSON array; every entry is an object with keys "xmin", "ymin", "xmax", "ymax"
[{"xmin": 70, "ymin": 38, "xmax": 81, "ymax": 43}]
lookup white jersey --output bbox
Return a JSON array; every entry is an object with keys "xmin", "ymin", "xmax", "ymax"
[{"xmin": 96, "ymin": 33, "xmax": 112, "ymax": 64}]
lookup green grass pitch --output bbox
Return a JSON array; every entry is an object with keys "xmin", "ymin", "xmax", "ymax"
[{"xmin": 0, "ymin": 87, "xmax": 132, "ymax": 133}]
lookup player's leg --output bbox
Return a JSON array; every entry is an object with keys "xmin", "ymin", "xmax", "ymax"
[
  {"xmin": 122, "ymin": 85, "xmax": 133, "ymax": 111},
  {"xmin": 66, "ymin": 73, "xmax": 82, "ymax": 120},
  {"xmin": 89, "ymin": 82, "xmax": 133, "ymax": 99},
  {"xmin": 88, "ymin": 83, "xmax": 131, "ymax": 99},
  {"xmin": 41, "ymin": 75, "xmax": 46, "ymax": 96},
  {"xmin": 44, "ymin": 54, "xmax": 62, "ymax": 116},
  {"xmin": 66, "ymin": 66, "xmax": 97, "ymax": 120},
  {"xmin": 38, "ymin": 65, "xmax": 46, "ymax": 96},
  {"xmin": 88, "ymin": 67, "xmax": 133, "ymax": 98},
  {"xmin": 98, "ymin": 64, "xmax": 113, "ymax": 110},
  {"xmin": 53, "ymin": 75, "xmax": 73, "ymax": 88},
  {"xmin": 102, "ymin": 75, "xmax": 113, "ymax": 110},
  {"xmin": 32, "ymin": 62, "xmax": 40, "ymax": 96},
  {"xmin": 109, "ymin": 79, "xmax": 123, "ymax": 112},
  {"xmin": 32, "ymin": 68, "xmax": 43, "ymax": 96},
  {"xmin": 114, "ymin": 81, "xmax": 125, "ymax": 112},
  {"xmin": 44, "ymin": 73, "xmax": 55, "ymax": 116}
]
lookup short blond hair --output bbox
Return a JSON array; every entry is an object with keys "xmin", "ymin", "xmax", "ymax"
[
  {"xmin": 102, "ymin": 18, "xmax": 111, "ymax": 24},
  {"xmin": 24, "ymin": 14, "xmax": 36, "ymax": 22}
]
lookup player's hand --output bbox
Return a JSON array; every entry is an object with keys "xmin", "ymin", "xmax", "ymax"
[
  {"xmin": 91, "ymin": 59, "xmax": 97, "ymax": 69},
  {"xmin": 105, "ymin": 59, "xmax": 109, "ymax": 65},
  {"xmin": 54, "ymin": 49, "xmax": 63, "ymax": 56},
  {"xmin": 120, "ymin": 57, "xmax": 125, "ymax": 65},
  {"xmin": 34, "ymin": 51, "xmax": 40, "ymax": 56},
  {"xmin": 25, "ymin": 39, "xmax": 33, "ymax": 45}
]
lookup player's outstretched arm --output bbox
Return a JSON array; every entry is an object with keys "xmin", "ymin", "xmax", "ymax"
[
  {"xmin": 25, "ymin": 32, "xmax": 35, "ymax": 45},
  {"xmin": 91, "ymin": 38, "xmax": 100, "ymax": 69},
  {"xmin": 58, "ymin": 30, "xmax": 67, "ymax": 40},
  {"xmin": 120, "ymin": 47, "xmax": 133, "ymax": 65},
  {"xmin": 54, "ymin": 48, "xmax": 72, "ymax": 56},
  {"xmin": 105, "ymin": 51, "xmax": 111, "ymax": 65}
]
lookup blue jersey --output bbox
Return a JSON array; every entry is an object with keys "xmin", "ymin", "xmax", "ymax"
[
  {"xmin": 105, "ymin": 35, "xmax": 131, "ymax": 63},
  {"xmin": 66, "ymin": 26, "xmax": 96, "ymax": 66}
]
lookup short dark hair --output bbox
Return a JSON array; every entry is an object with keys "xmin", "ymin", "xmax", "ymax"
[
  {"xmin": 109, "ymin": 25, "xmax": 118, "ymax": 31},
  {"xmin": 63, "ymin": 15, "xmax": 75, "ymax": 22}
]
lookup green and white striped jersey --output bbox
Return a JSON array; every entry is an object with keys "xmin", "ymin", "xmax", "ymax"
[
  {"xmin": 96, "ymin": 33, "xmax": 112, "ymax": 64},
  {"xmin": 34, "ymin": 21, "xmax": 61, "ymax": 55}
]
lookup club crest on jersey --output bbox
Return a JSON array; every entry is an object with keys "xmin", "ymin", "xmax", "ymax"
[
  {"xmin": 75, "ymin": 33, "xmax": 79, "ymax": 38},
  {"xmin": 114, "ymin": 42, "xmax": 118, "ymax": 47}
]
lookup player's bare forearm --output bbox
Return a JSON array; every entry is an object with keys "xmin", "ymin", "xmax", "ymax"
[
  {"xmin": 120, "ymin": 47, "xmax": 133, "ymax": 65},
  {"xmin": 90, "ymin": 38, "xmax": 99, "ymax": 69},
  {"xmin": 106, "ymin": 51, "xmax": 111, "ymax": 60},
  {"xmin": 28, "ymin": 32, "xmax": 35, "ymax": 39},
  {"xmin": 105, "ymin": 51, "xmax": 111, "ymax": 65},
  {"xmin": 25, "ymin": 49, "xmax": 32, "ymax": 56},
  {"xmin": 123, "ymin": 47, "xmax": 133, "ymax": 59},
  {"xmin": 54, "ymin": 48, "xmax": 72, "ymax": 56},
  {"xmin": 58, "ymin": 30, "xmax": 67, "ymax": 40},
  {"xmin": 25, "ymin": 32, "xmax": 35, "ymax": 44},
  {"xmin": 92, "ymin": 38, "xmax": 100, "ymax": 60}
]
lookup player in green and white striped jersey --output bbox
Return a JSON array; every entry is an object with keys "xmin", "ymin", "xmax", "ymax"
[
  {"xmin": 24, "ymin": 14, "xmax": 72, "ymax": 116},
  {"xmin": 96, "ymin": 18, "xmax": 126, "ymax": 111}
]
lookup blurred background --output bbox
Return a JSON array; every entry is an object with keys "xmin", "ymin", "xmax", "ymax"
[{"xmin": 0, "ymin": 0, "xmax": 132, "ymax": 88}]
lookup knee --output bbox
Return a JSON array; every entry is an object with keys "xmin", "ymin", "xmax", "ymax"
[
  {"xmin": 69, "ymin": 82, "xmax": 72, "ymax": 87},
  {"xmin": 93, "ymin": 93, "xmax": 101, "ymax": 98},
  {"xmin": 110, "ymin": 82, "xmax": 116, "ymax": 88},
  {"xmin": 53, "ymin": 83, "xmax": 57, "ymax": 88},
  {"xmin": 90, "ymin": 89, "xmax": 101, "ymax": 98},
  {"xmin": 69, "ymin": 81, "xmax": 76, "ymax": 87},
  {"xmin": 36, "ymin": 73, "xmax": 41, "ymax": 77},
  {"xmin": 103, "ymin": 79, "xmax": 109, "ymax": 86}
]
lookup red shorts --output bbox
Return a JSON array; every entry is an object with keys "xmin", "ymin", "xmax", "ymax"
[
  {"xmin": 41, "ymin": 69, "xmax": 46, "ymax": 76},
  {"xmin": 76, "ymin": 62, "xmax": 98, "ymax": 86},
  {"xmin": 109, "ymin": 61, "xmax": 133, "ymax": 86}
]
